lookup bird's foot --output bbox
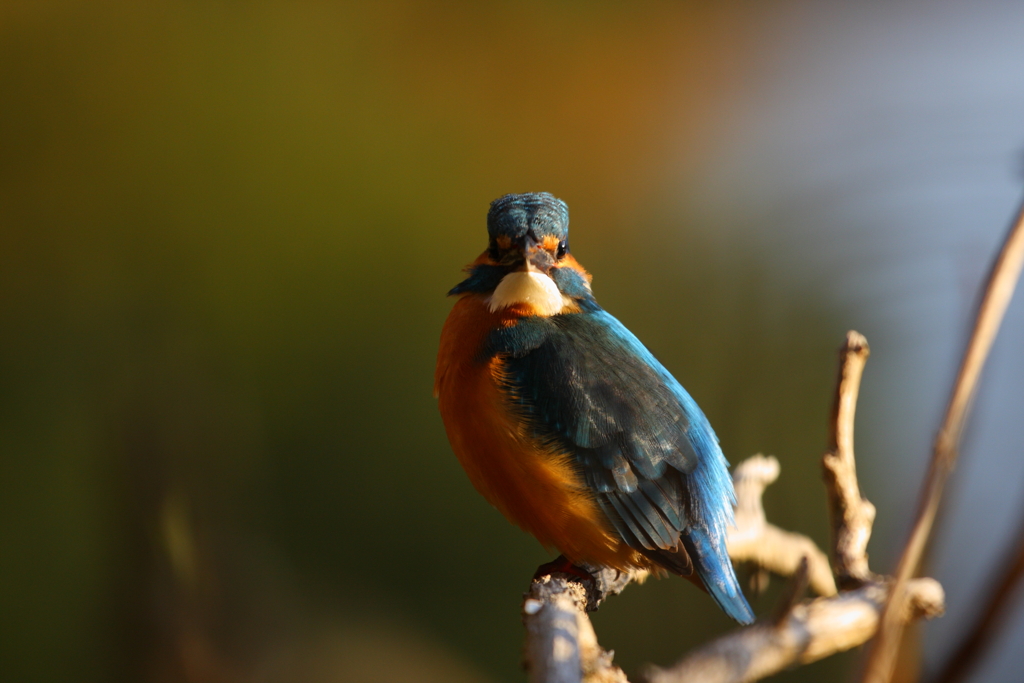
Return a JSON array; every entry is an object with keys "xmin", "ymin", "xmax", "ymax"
[{"xmin": 533, "ymin": 555, "xmax": 596, "ymax": 583}]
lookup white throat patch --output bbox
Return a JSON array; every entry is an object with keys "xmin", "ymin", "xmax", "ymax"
[{"xmin": 488, "ymin": 271, "xmax": 565, "ymax": 316}]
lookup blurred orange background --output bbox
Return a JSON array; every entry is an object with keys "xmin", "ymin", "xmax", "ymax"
[{"xmin": 3, "ymin": 2, "xmax": 1024, "ymax": 682}]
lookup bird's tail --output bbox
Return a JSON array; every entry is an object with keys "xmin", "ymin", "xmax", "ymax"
[{"xmin": 682, "ymin": 529, "xmax": 755, "ymax": 625}]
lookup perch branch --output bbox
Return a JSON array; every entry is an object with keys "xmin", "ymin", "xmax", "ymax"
[
  {"xmin": 523, "ymin": 568, "xmax": 636, "ymax": 683},
  {"xmin": 522, "ymin": 574, "xmax": 588, "ymax": 683},
  {"xmin": 822, "ymin": 331, "xmax": 876, "ymax": 587},
  {"xmin": 641, "ymin": 577, "xmax": 944, "ymax": 683},
  {"xmin": 861, "ymin": 200, "xmax": 1024, "ymax": 683}
]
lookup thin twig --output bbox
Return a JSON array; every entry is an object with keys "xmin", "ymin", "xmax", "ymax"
[
  {"xmin": 822, "ymin": 331, "xmax": 877, "ymax": 587},
  {"xmin": 861, "ymin": 201, "xmax": 1024, "ymax": 683},
  {"xmin": 931, "ymin": 500, "xmax": 1024, "ymax": 683},
  {"xmin": 769, "ymin": 557, "xmax": 810, "ymax": 625}
]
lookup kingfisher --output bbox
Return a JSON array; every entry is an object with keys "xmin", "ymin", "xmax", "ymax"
[{"xmin": 434, "ymin": 192, "xmax": 754, "ymax": 624}]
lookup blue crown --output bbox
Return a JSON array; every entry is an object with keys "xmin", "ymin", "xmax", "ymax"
[{"xmin": 487, "ymin": 193, "xmax": 569, "ymax": 241}]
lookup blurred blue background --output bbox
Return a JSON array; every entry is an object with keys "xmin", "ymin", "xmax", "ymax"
[{"xmin": 2, "ymin": 2, "xmax": 1024, "ymax": 682}]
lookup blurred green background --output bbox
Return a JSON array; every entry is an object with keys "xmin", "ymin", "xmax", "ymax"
[{"xmin": 3, "ymin": 2, "xmax": 1024, "ymax": 682}]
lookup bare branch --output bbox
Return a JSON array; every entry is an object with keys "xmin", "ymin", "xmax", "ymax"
[
  {"xmin": 523, "ymin": 567, "xmax": 640, "ymax": 683},
  {"xmin": 523, "ymin": 574, "xmax": 590, "ymax": 683},
  {"xmin": 728, "ymin": 455, "xmax": 837, "ymax": 597},
  {"xmin": 524, "ymin": 573, "xmax": 589, "ymax": 679},
  {"xmin": 641, "ymin": 578, "xmax": 944, "ymax": 683},
  {"xmin": 578, "ymin": 613, "xmax": 631, "ymax": 683},
  {"xmin": 862, "ymin": 201, "xmax": 1024, "ymax": 683},
  {"xmin": 822, "ymin": 331, "xmax": 877, "ymax": 587}
]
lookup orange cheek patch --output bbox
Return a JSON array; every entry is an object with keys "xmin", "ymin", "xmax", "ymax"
[{"xmin": 542, "ymin": 235, "xmax": 561, "ymax": 251}]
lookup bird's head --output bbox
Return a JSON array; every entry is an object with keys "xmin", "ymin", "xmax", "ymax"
[
  {"xmin": 450, "ymin": 193, "xmax": 595, "ymax": 316},
  {"xmin": 485, "ymin": 192, "xmax": 570, "ymax": 273}
]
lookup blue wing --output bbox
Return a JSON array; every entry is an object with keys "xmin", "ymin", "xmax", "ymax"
[{"xmin": 489, "ymin": 309, "xmax": 754, "ymax": 624}]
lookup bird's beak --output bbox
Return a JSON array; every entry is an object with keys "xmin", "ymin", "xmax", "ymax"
[{"xmin": 516, "ymin": 230, "xmax": 554, "ymax": 274}]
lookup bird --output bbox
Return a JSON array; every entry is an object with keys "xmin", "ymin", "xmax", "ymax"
[{"xmin": 434, "ymin": 192, "xmax": 754, "ymax": 624}]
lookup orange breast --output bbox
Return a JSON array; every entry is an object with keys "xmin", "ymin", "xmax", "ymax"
[{"xmin": 435, "ymin": 295, "xmax": 642, "ymax": 569}]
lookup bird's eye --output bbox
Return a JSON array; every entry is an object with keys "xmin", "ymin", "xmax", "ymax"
[{"xmin": 556, "ymin": 241, "xmax": 568, "ymax": 259}]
